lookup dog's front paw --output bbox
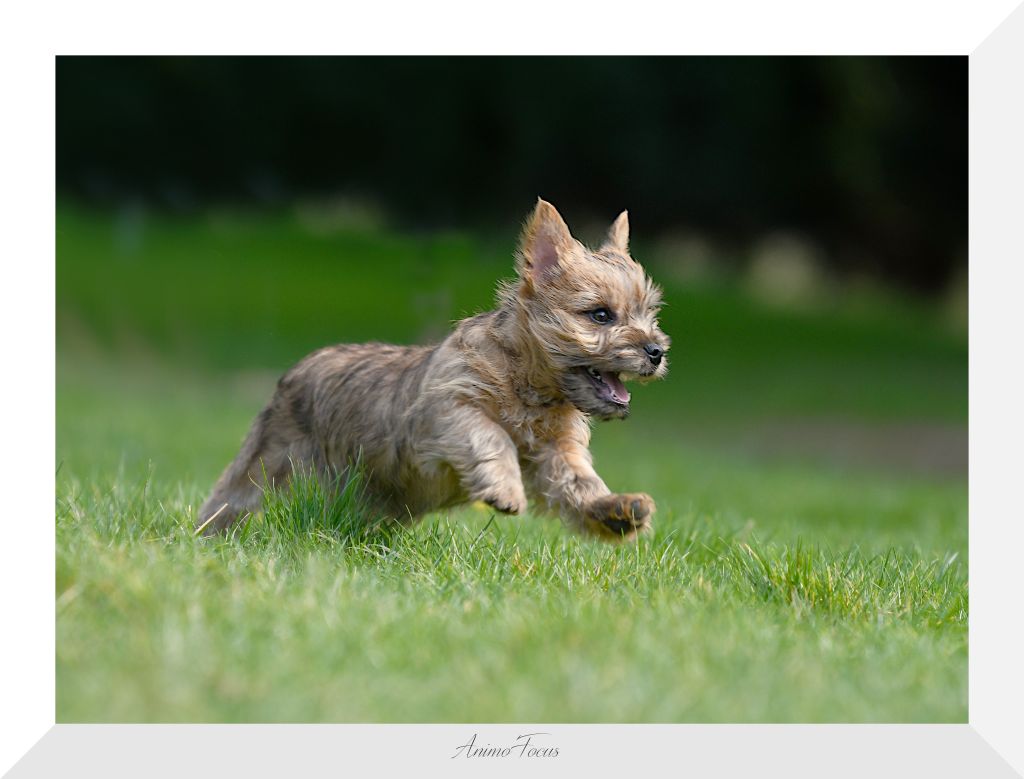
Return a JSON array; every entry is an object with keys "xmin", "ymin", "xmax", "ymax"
[
  {"xmin": 476, "ymin": 483, "xmax": 528, "ymax": 516},
  {"xmin": 585, "ymin": 493, "xmax": 654, "ymax": 540}
]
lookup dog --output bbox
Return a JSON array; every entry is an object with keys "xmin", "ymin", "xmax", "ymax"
[{"xmin": 198, "ymin": 199, "xmax": 670, "ymax": 540}]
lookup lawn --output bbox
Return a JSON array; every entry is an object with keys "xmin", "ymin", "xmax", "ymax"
[{"xmin": 55, "ymin": 203, "xmax": 968, "ymax": 722}]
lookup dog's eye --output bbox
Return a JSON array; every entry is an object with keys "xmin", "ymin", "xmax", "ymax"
[{"xmin": 588, "ymin": 308, "xmax": 615, "ymax": 325}]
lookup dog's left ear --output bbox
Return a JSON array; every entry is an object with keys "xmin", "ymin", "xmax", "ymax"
[
  {"xmin": 602, "ymin": 210, "xmax": 629, "ymax": 254},
  {"xmin": 517, "ymin": 198, "xmax": 576, "ymax": 286}
]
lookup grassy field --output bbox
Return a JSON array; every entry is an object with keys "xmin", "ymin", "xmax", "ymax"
[{"xmin": 55, "ymin": 203, "xmax": 968, "ymax": 722}]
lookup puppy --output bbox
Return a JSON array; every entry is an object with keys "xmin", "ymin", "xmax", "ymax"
[{"xmin": 198, "ymin": 199, "xmax": 670, "ymax": 540}]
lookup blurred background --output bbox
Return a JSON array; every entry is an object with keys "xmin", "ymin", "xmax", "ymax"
[
  {"xmin": 56, "ymin": 55, "xmax": 967, "ymax": 518},
  {"xmin": 59, "ymin": 57, "xmax": 966, "ymax": 293}
]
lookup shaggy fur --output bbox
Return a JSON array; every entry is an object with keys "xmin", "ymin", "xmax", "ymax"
[{"xmin": 198, "ymin": 200, "xmax": 670, "ymax": 540}]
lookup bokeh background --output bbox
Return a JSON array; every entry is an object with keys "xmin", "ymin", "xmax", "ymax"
[
  {"xmin": 59, "ymin": 57, "xmax": 966, "ymax": 292},
  {"xmin": 55, "ymin": 57, "xmax": 968, "ymax": 722}
]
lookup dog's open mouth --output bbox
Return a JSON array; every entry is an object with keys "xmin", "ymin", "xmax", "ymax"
[{"xmin": 582, "ymin": 367, "xmax": 631, "ymax": 406}]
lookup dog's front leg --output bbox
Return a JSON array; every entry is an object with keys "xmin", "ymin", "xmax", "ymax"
[
  {"xmin": 430, "ymin": 407, "xmax": 527, "ymax": 515},
  {"xmin": 529, "ymin": 437, "xmax": 654, "ymax": 540}
]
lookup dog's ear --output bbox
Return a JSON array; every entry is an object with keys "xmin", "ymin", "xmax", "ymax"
[
  {"xmin": 517, "ymin": 199, "xmax": 575, "ymax": 285},
  {"xmin": 601, "ymin": 210, "xmax": 629, "ymax": 254}
]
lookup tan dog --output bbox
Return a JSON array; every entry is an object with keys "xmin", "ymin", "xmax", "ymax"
[{"xmin": 198, "ymin": 200, "xmax": 670, "ymax": 540}]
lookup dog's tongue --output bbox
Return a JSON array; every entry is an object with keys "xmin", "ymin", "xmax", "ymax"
[{"xmin": 601, "ymin": 371, "xmax": 630, "ymax": 404}]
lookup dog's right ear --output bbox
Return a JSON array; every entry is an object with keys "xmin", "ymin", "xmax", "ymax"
[
  {"xmin": 602, "ymin": 210, "xmax": 629, "ymax": 254},
  {"xmin": 516, "ymin": 199, "xmax": 575, "ymax": 287}
]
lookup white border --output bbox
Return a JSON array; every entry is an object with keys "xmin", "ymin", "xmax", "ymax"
[
  {"xmin": 4, "ymin": 0, "xmax": 1022, "ymax": 775},
  {"xmin": 35, "ymin": 0, "xmax": 1024, "ymax": 55},
  {"xmin": 0, "ymin": 36, "xmax": 55, "ymax": 779},
  {"xmin": 968, "ymin": 1, "xmax": 1024, "ymax": 773},
  {"xmin": 6, "ymin": 725, "xmax": 1023, "ymax": 778}
]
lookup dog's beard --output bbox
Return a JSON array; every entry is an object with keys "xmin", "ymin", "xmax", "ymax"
[
  {"xmin": 561, "ymin": 366, "xmax": 632, "ymax": 419},
  {"xmin": 557, "ymin": 359, "xmax": 667, "ymax": 419}
]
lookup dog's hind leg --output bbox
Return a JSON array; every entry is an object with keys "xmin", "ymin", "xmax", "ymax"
[
  {"xmin": 196, "ymin": 476, "xmax": 261, "ymax": 535},
  {"xmin": 196, "ymin": 404, "xmax": 295, "ymax": 535}
]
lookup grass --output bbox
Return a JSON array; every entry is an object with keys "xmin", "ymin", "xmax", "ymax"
[
  {"xmin": 56, "ymin": 465, "xmax": 966, "ymax": 722},
  {"xmin": 55, "ymin": 202, "xmax": 967, "ymax": 722}
]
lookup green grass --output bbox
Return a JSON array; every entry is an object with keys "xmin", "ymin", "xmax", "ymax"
[{"xmin": 55, "ymin": 203, "xmax": 967, "ymax": 722}]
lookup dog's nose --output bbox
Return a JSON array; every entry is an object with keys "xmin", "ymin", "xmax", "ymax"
[{"xmin": 644, "ymin": 343, "xmax": 664, "ymax": 365}]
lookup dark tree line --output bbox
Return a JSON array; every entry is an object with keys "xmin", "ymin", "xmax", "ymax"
[{"xmin": 57, "ymin": 56, "xmax": 966, "ymax": 292}]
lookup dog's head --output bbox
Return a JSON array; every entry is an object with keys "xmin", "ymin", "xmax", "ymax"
[{"xmin": 505, "ymin": 199, "xmax": 670, "ymax": 420}]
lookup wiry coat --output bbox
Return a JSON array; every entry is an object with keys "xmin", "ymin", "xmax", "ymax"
[{"xmin": 198, "ymin": 200, "xmax": 670, "ymax": 540}]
